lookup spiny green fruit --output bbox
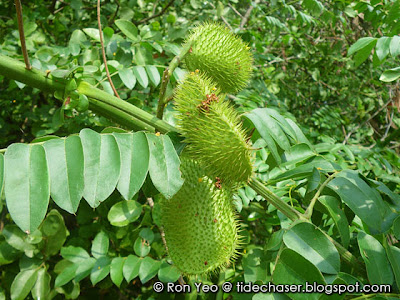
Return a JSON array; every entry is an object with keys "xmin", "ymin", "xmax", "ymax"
[
  {"xmin": 175, "ymin": 72, "xmax": 253, "ymax": 185},
  {"xmin": 184, "ymin": 22, "xmax": 253, "ymax": 94},
  {"xmin": 160, "ymin": 156, "xmax": 241, "ymax": 276}
]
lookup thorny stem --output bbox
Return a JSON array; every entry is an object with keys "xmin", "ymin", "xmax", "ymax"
[
  {"xmin": 156, "ymin": 41, "xmax": 193, "ymax": 119},
  {"xmin": 14, "ymin": 0, "xmax": 31, "ymax": 70},
  {"xmin": 303, "ymin": 172, "xmax": 338, "ymax": 219},
  {"xmin": 97, "ymin": 0, "xmax": 120, "ymax": 98}
]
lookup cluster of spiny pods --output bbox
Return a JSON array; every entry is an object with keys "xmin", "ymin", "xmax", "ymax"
[{"xmin": 159, "ymin": 22, "xmax": 254, "ymax": 276}]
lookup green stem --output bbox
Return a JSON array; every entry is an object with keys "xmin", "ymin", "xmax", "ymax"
[
  {"xmin": 156, "ymin": 41, "xmax": 193, "ymax": 119},
  {"xmin": 77, "ymin": 81, "xmax": 176, "ymax": 134},
  {"xmin": 248, "ymin": 177, "xmax": 305, "ymax": 222},
  {"xmin": 0, "ymin": 54, "xmax": 64, "ymax": 92},
  {"xmin": 0, "ymin": 54, "xmax": 175, "ymax": 134},
  {"xmin": 303, "ymin": 172, "xmax": 337, "ymax": 219},
  {"xmin": 88, "ymin": 97, "xmax": 155, "ymax": 132}
]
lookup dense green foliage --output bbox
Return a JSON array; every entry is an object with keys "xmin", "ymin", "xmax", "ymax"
[{"xmin": 0, "ymin": 1, "xmax": 399, "ymax": 299}]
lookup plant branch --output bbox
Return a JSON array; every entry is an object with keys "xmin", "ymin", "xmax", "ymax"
[
  {"xmin": 0, "ymin": 54, "xmax": 175, "ymax": 133},
  {"xmin": 78, "ymin": 81, "xmax": 177, "ymax": 133},
  {"xmin": 303, "ymin": 172, "xmax": 337, "ymax": 219},
  {"xmin": 248, "ymin": 177, "xmax": 305, "ymax": 222},
  {"xmin": 228, "ymin": 3, "xmax": 243, "ymax": 18},
  {"xmin": 343, "ymin": 98, "xmax": 392, "ymax": 144},
  {"xmin": 249, "ymin": 176, "xmax": 366, "ymax": 276},
  {"xmin": 240, "ymin": 0, "xmax": 260, "ymax": 30},
  {"xmin": 14, "ymin": 0, "xmax": 31, "ymax": 70},
  {"xmin": 97, "ymin": 0, "xmax": 120, "ymax": 98},
  {"xmin": 134, "ymin": 0, "xmax": 174, "ymax": 25},
  {"xmin": 208, "ymin": 2, "xmax": 232, "ymax": 31},
  {"xmin": 156, "ymin": 41, "xmax": 193, "ymax": 119}
]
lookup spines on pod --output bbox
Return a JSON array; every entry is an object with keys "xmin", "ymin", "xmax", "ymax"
[
  {"xmin": 160, "ymin": 156, "xmax": 241, "ymax": 276},
  {"xmin": 184, "ymin": 22, "xmax": 253, "ymax": 94},
  {"xmin": 174, "ymin": 72, "xmax": 253, "ymax": 186}
]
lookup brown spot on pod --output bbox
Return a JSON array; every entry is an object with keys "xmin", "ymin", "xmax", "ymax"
[{"xmin": 215, "ymin": 177, "xmax": 222, "ymax": 189}]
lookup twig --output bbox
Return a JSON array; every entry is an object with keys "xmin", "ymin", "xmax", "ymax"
[
  {"xmin": 343, "ymin": 98, "xmax": 393, "ymax": 144},
  {"xmin": 208, "ymin": 2, "xmax": 232, "ymax": 31},
  {"xmin": 134, "ymin": 0, "xmax": 174, "ymax": 25},
  {"xmin": 97, "ymin": 0, "xmax": 120, "ymax": 98},
  {"xmin": 240, "ymin": 0, "xmax": 260, "ymax": 30},
  {"xmin": 228, "ymin": 3, "xmax": 243, "ymax": 18},
  {"xmin": 248, "ymin": 177, "xmax": 305, "ymax": 222},
  {"xmin": 156, "ymin": 41, "xmax": 193, "ymax": 119},
  {"xmin": 109, "ymin": 0, "xmax": 120, "ymax": 25},
  {"xmin": 303, "ymin": 172, "xmax": 337, "ymax": 219},
  {"xmin": 14, "ymin": 0, "xmax": 31, "ymax": 70},
  {"xmin": 381, "ymin": 109, "xmax": 394, "ymax": 141}
]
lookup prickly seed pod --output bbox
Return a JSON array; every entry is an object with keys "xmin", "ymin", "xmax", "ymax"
[
  {"xmin": 184, "ymin": 22, "xmax": 253, "ymax": 94},
  {"xmin": 174, "ymin": 72, "xmax": 253, "ymax": 185},
  {"xmin": 160, "ymin": 156, "xmax": 241, "ymax": 276}
]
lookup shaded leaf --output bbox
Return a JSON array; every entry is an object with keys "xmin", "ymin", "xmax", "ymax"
[
  {"xmin": 61, "ymin": 246, "xmax": 91, "ymax": 264},
  {"xmin": 91, "ymin": 231, "xmax": 109, "ymax": 258},
  {"xmin": 115, "ymin": 19, "xmax": 138, "ymax": 41},
  {"xmin": 0, "ymin": 154, "xmax": 3, "ymax": 196},
  {"xmin": 348, "ymin": 37, "xmax": 377, "ymax": 56},
  {"xmin": 139, "ymin": 256, "xmax": 161, "ymax": 284},
  {"xmin": 44, "ymin": 136, "xmax": 84, "ymax": 213},
  {"xmin": 380, "ymin": 67, "xmax": 400, "ymax": 82},
  {"xmin": 376, "ymin": 37, "xmax": 392, "ymax": 61},
  {"xmin": 283, "ymin": 222, "xmax": 340, "ymax": 274},
  {"xmin": 108, "ymin": 200, "xmax": 142, "ymax": 227},
  {"xmin": 123, "ymin": 255, "xmax": 141, "ymax": 282},
  {"xmin": 390, "ymin": 35, "xmax": 400, "ymax": 57},
  {"xmin": 119, "ymin": 68, "xmax": 136, "ymax": 90},
  {"xmin": 31, "ymin": 268, "xmax": 51, "ymax": 300},
  {"xmin": 75, "ymin": 257, "xmax": 96, "ymax": 282},
  {"xmin": 269, "ymin": 157, "xmax": 340, "ymax": 184},
  {"xmin": 146, "ymin": 133, "xmax": 184, "ymax": 199},
  {"xmin": 158, "ymin": 261, "xmax": 181, "ymax": 282},
  {"xmin": 2, "ymin": 225, "xmax": 35, "ymax": 252},
  {"xmin": 55, "ymin": 264, "xmax": 78, "ymax": 287},
  {"xmin": 39, "ymin": 210, "xmax": 68, "ymax": 256},
  {"xmin": 91, "ymin": 256, "xmax": 111, "ymax": 285},
  {"xmin": 358, "ymin": 232, "xmax": 393, "ymax": 285},
  {"xmin": 134, "ymin": 237, "xmax": 151, "ymax": 257},
  {"xmin": 145, "ymin": 66, "xmax": 161, "ymax": 86},
  {"xmin": 80, "ymin": 129, "xmax": 121, "ymax": 208},
  {"xmin": 386, "ymin": 245, "xmax": 400, "ymax": 290},
  {"xmin": 110, "ymin": 257, "xmax": 125, "ymax": 287},
  {"xmin": 83, "ymin": 28, "xmax": 100, "ymax": 41},
  {"xmin": 272, "ymin": 248, "xmax": 325, "ymax": 300},
  {"xmin": 328, "ymin": 171, "xmax": 396, "ymax": 234},
  {"xmin": 319, "ymin": 196, "xmax": 350, "ymax": 248},
  {"xmin": 114, "ymin": 132, "xmax": 149, "ymax": 200},
  {"xmin": 10, "ymin": 269, "xmax": 38, "ymax": 300},
  {"xmin": 5, "ymin": 144, "xmax": 50, "ymax": 233},
  {"xmin": 0, "ymin": 241, "xmax": 21, "ymax": 266},
  {"xmin": 133, "ymin": 66, "xmax": 149, "ymax": 88}
]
